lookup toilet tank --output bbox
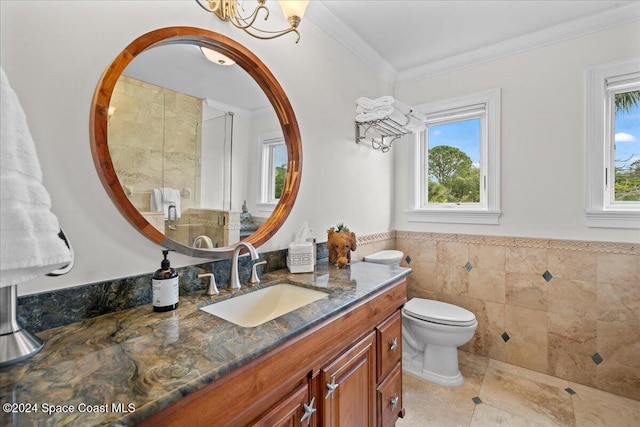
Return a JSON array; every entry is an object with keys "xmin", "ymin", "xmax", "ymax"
[{"xmin": 363, "ymin": 250, "xmax": 403, "ymax": 266}]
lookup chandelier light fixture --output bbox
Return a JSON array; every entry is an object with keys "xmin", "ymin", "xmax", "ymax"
[{"xmin": 196, "ymin": 0, "xmax": 310, "ymax": 42}]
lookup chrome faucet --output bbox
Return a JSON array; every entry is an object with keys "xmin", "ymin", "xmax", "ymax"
[{"xmin": 230, "ymin": 242, "xmax": 259, "ymax": 290}]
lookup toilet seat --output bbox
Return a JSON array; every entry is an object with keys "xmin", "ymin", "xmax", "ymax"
[{"xmin": 403, "ymin": 298, "xmax": 476, "ymax": 327}]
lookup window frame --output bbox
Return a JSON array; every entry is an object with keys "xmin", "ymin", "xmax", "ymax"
[
  {"xmin": 257, "ymin": 132, "xmax": 286, "ymax": 212},
  {"xmin": 406, "ymin": 88, "xmax": 501, "ymax": 224},
  {"xmin": 585, "ymin": 58, "xmax": 640, "ymax": 229}
]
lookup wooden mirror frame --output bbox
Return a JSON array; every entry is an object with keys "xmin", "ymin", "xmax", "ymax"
[{"xmin": 90, "ymin": 27, "xmax": 302, "ymax": 258}]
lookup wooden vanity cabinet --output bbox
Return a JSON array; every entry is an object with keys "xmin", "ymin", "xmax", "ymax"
[
  {"xmin": 138, "ymin": 279, "xmax": 407, "ymax": 427},
  {"xmin": 319, "ymin": 332, "xmax": 376, "ymax": 426}
]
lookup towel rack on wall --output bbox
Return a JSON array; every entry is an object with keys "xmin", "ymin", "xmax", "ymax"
[{"xmin": 355, "ymin": 117, "xmax": 411, "ymax": 152}]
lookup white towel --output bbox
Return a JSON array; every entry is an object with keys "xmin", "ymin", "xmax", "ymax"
[
  {"xmin": 356, "ymin": 97, "xmax": 413, "ymax": 116},
  {"xmin": 356, "ymin": 96, "xmax": 394, "ymax": 110},
  {"xmin": 0, "ymin": 67, "xmax": 72, "ymax": 287},
  {"xmin": 355, "ymin": 106, "xmax": 409, "ymax": 126},
  {"xmin": 150, "ymin": 188, "xmax": 181, "ymax": 219}
]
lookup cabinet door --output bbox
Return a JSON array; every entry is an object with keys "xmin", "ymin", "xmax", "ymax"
[
  {"xmin": 376, "ymin": 311, "xmax": 402, "ymax": 382},
  {"xmin": 321, "ymin": 332, "xmax": 376, "ymax": 427},
  {"xmin": 251, "ymin": 381, "xmax": 317, "ymax": 427},
  {"xmin": 376, "ymin": 364, "xmax": 403, "ymax": 427}
]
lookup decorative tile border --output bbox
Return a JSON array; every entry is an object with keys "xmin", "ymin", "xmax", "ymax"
[
  {"xmin": 394, "ymin": 231, "xmax": 639, "ymax": 255},
  {"xmin": 356, "ymin": 231, "xmax": 396, "ymax": 246}
]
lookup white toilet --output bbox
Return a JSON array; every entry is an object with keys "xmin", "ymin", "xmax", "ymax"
[{"xmin": 364, "ymin": 250, "xmax": 478, "ymax": 387}]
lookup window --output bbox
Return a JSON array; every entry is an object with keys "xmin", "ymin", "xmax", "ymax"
[
  {"xmin": 258, "ymin": 132, "xmax": 287, "ymax": 209},
  {"xmin": 585, "ymin": 59, "xmax": 640, "ymax": 228},
  {"xmin": 407, "ymin": 89, "xmax": 501, "ymax": 224}
]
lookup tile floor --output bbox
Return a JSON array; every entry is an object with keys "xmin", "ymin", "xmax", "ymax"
[{"xmin": 396, "ymin": 351, "xmax": 640, "ymax": 427}]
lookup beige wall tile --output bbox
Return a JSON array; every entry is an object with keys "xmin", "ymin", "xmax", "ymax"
[
  {"xmin": 506, "ymin": 305, "xmax": 548, "ymax": 346},
  {"xmin": 437, "ymin": 241, "xmax": 469, "ymax": 266},
  {"xmin": 597, "ymin": 321, "xmax": 640, "ymax": 370},
  {"xmin": 505, "ymin": 273, "xmax": 547, "ymax": 311},
  {"xmin": 549, "ymin": 348, "xmax": 597, "ymax": 387},
  {"xmin": 505, "ymin": 247, "xmax": 548, "ymax": 275},
  {"xmin": 395, "ymin": 231, "xmax": 640, "ymax": 399},
  {"xmin": 506, "ymin": 340, "xmax": 549, "ymax": 374},
  {"xmin": 547, "ymin": 278, "xmax": 597, "ymax": 318},
  {"xmin": 597, "ymin": 253, "xmax": 640, "ymax": 286},
  {"xmin": 471, "ymin": 300, "xmax": 505, "ymax": 335},
  {"xmin": 397, "ymin": 238, "xmax": 437, "ymax": 262},
  {"xmin": 462, "ymin": 331, "xmax": 506, "ymax": 361},
  {"xmin": 598, "ymin": 281, "xmax": 640, "ymax": 325},
  {"xmin": 548, "ymin": 312, "xmax": 597, "ymax": 356},
  {"xmin": 436, "ymin": 264, "xmax": 469, "ymax": 296},
  {"xmin": 596, "ymin": 359, "xmax": 640, "ymax": 401},
  {"xmin": 469, "ymin": 244, "xmax": 505, "ymax": 270},
  {"xmin": 469, "ymin": 268, "xmax": 506, "ymax": 303},
  {"xmin": 548, "ymin": 249, "xmax": 597, "ymax": 281}
]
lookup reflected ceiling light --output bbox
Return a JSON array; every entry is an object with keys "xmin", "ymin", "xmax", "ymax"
[
  {"xmin": 195, "ymin": 0, "xmax": 309, "ymax": 43},
  {"xmin": 200, "ymin": 46, "xmax": 236, "ymax": 65}
]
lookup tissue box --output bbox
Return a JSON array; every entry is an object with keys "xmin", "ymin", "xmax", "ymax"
[{"xmin": 287, "ymin": 242, "xmax": 314, "ymax": 273}]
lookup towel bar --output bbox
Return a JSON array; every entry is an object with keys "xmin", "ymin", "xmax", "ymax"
[{"xmin": 355, "ymin": 117, "xmax": 411, "ymax": 152}]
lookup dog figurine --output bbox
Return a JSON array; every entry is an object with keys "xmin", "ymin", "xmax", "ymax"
[{"xmin": 327, "ymin": 224, "xmax": 357, "ymax": 268}]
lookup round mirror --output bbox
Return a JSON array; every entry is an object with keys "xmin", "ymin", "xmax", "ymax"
[{"xmin": 90, "ymin": 27, "xmax": 302, "ymax": 258}]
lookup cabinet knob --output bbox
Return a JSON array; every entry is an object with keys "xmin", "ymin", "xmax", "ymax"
[
  {"xmin": 300, "ymin": 397, "xmax": 316, "ymax": 425},
  {"xmin": 389, "ymin": 337, "xmax": 398, "ymax": 352},
  {"xmin": 390, "ymin": 393, "xmax": 399, "ymax": 411},
  {"xmin": 325, "ymin": 375, "xmax": 339, "ymax": 399}
]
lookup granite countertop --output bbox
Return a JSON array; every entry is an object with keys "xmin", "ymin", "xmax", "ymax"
[{"xmin": 0, "ymin": 261, "xmax": 410, "ymax": 426}]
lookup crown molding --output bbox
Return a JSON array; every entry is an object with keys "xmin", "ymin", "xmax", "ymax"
[
  {"xmin": 309, "ymin": 2, "xmax": 640, "ymax": 86},
  {"xmin": 306, "ymin": 1, "xmax": 398, "ymax": 83},
  {"xmin": 397, "ymin": 2, "xmax": 640, "ymax": 84}
]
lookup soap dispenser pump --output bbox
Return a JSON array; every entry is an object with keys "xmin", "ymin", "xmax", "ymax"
[{"xmin": 152, "ymin": 250, "xmax": 179, "ymax": 312}]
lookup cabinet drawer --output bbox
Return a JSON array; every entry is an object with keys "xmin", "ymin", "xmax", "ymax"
[
  {"xmin": 376, "ymin": 311, "xmax": 402, "ymax": 382},
  {"xmin": 376, "ymin": 363, "xmax": 403, "ymax": 427}
]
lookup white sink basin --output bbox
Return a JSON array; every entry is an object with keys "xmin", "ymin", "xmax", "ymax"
[{"xmin": 200, "ymin": 283, "xmax": 329, "ymax": 327}]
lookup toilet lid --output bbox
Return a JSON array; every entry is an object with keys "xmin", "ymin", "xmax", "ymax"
[
  {"xmin": 363, "ymin": 250, "xmax": 403, "ymax": 264},
  {"xmin": 403, "ymin": 298, "xmax": 476, "ymax": 326}
]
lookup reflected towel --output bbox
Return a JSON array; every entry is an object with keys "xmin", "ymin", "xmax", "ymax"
[
  {"xmin": 0, "ymin": 67, "xmax": 72, "ymax": 286},
  {"xmin": 151, "ymin": 188, "xmax": 181, "ymax": 219}
]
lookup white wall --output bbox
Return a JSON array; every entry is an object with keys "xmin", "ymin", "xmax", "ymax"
[
  {"xmin": 0, "ymin": 1, "xmax": 393, "ymax": 295},
  {"xmin": 394, "ymin": 21, "xmax": 640, "ymax": 243}
]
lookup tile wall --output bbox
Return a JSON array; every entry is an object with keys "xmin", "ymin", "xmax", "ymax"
[{"xmin": 393, "ymin": 231, "xmax": 640, "ymax": 401}]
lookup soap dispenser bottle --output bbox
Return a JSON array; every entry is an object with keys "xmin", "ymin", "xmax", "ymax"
[{"xmin": 152, "ymin": 250, "xmax": 179, "ymax": 312}]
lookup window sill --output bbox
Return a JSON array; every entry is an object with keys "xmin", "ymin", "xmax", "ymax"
[
  {"xmin": 406, "ymin": 209, "xmax": 501, "ymax": 225},
  {"xmin": 585, "ymin": 209, "xmax": 640, "ymax": 229}
]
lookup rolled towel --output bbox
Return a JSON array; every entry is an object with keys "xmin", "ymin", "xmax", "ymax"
[
  {"xmin": 356, "ymin": 106, "xmax": 409, "ymax": 126},
  {"xmin": 357, "ymin": 96, "xmax": 394, "ymax": 111},
  {"xmin": 392, "ymin": 100, "xmax": 413, "ymax": 116}
]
